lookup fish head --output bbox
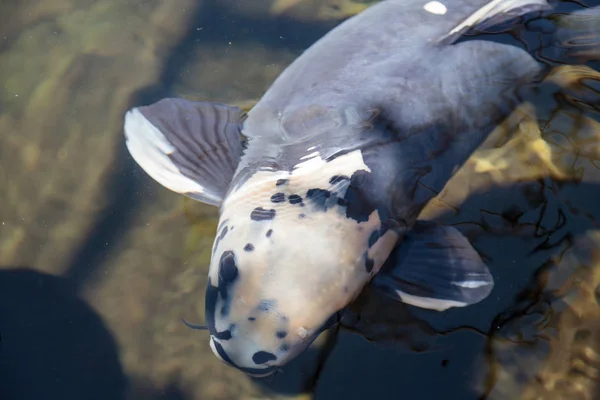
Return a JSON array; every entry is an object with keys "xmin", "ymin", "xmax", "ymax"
[{"xmin": 203, "ymin": 153, "xmax": 399, "ymax": 376}]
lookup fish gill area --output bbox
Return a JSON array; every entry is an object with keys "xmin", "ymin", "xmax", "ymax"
[{"xmin": 0, "ymin": 1, "xmax": 599, "ymax": 400}]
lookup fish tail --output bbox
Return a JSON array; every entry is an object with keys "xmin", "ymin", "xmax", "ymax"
[{"xmin": 550, "ymin": 6, "xmax": 600, "ymax": 64}]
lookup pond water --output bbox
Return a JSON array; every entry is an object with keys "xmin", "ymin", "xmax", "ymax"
[{"xmin": 0, "ymin": 0, "xmax": 599, "ymax": 399}]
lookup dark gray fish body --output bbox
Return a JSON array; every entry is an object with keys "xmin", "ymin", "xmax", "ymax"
[
  {"xmin": 123, "ymin": 0, "xmax": 600, "ymax": 376},
  {"xmin": 240, "ymin": 0, "xmax": 547, "ymax": 228}
]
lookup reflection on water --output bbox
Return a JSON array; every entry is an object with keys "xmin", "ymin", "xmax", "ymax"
[{"xmin": 0, "ymin": 0, "xmax": 599, "ymax": 399}]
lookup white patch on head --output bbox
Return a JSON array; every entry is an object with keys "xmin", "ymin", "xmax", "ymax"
[
  {"xmin": 124, "ymin": 109, "xmax": 211, "ymax": 199},
  {"xmin": 291, "ymin": 156, "xmax": 323, "ymax": 173},
  {"xmin": 300, "ymin": 151, "xmax": 320, "ymax": 161},
  {"xmin": 292, "ymin": 149, "xmax": 371, "ymax": 177},
  {"xmin": 226, "ymin": 149, "xmax": 371, "ymax": 205},
  {"xmin": 423, "ymin": 1, "xmax": 447, "ymax": 15},
  {"xmin": 209, "ymin": 149, "xmax": 392, "ymax": 368},
  {"xmin": 396, "ymin": 290, "xmax": 468, "ymax": 311}
]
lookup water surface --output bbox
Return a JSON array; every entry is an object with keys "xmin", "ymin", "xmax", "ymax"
[{"xmin": 1, "ymin": 1, "xmax": 600, "ymax": 399}]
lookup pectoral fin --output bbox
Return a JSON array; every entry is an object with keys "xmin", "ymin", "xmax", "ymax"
[
  {"xmin": 124, "ymin": 97, "xmax": 244, "ymax": 206},
  {"xmin": 371, "ymin": 221, "xmax": 494, "ymax": 311}
]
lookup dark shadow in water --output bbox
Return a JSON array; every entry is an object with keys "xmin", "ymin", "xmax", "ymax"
[
  {"xmin": 0, "ymin": 268, "xmax": 193, "ymax": 400},
  {"xmin": 128, "ymin": 380, "xmax": 193, "ymax": 400},
  {"xmin": 0, "ymin": 268, "xmax": 126, "ymax": 400}
]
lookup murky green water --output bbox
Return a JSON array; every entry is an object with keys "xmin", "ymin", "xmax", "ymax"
[{"xmin": 0, "ymin": 1, "xmax": 599, "ymax": 399}]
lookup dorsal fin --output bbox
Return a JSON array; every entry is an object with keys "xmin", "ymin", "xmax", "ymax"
[{"xmin": 437, "ymin": 0, "xmax": 552, "ymax": 44}]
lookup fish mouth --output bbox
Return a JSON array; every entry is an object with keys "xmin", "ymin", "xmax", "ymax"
[
  {"xmin": 237, "ymin": 363, "xmax": 279, "ymax": 378},
  {"xmin": 245, "ymin": 369, "xmax": 278, "ymax": 378}
]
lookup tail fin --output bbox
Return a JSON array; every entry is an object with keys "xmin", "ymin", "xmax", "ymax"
[
  {"xmin": 446, "ymin": 3, "xmax": 600, "ymax": 67},
  {"xmin": 552, "ymin": 6, "xmax": 600, "ymax": 64}
]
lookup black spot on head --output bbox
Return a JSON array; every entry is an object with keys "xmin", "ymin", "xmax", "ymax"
[
  {"xmin": 266, "ymin": 229, "xmax": 273, "ymax": 238},
  {"xmin": 214, "ymin": 325, "xmax": 233, "ymax": 341},
  {"xmin": 288, "ymin": 194, "xmax": 303, "ymax": 205},
  {"xmin": 276, "ymin": 330, "xmax": 287, "ymax": 339},
  {"xmin": 364, "ymin": 252, "xmax": 374, "ymax": 273},
  {"xmin": 276, "ymin": 179, "xmax": 288, "ymax": 186},
  {"xmin": 330, "ymin": 175, "xmax": 349, "ymax": 185},
  {"xmin": 244, "ymin": 243, "xmax": 254, "ymax": 252},
  {"xmin": 205, "ymin": 278, "xmax": 218, "ymax": 335},
  {"xmin": 343, "ymin": 170, "xmax": 376, "ymax": 223},
  {"xmin": 248, "ymin": 317, "xmax": 256, "ymax": 321},
  {"xmin": 368, "ymin": 230, "xmax": 380, "ymax": 247},
  {"xmin": 213, "ymin": 340, "xmax": 279, "ymax": 376},
  {"xmin": 219, "ymin": 226, "xmax": 229, "ymax": 238},
  {"xmin": 306, "ymin": 188, "xmax": 336, "ymax": 212},
  {"xmin": 199, "ymin": 287, "xmax": 233, "ymax": 335},
  {"xmin": 253, "ymin": 351, "xmax": 277, "ymax": 365},
  {"xmin": 221, "ymin": 305, "xmax": 229, "ymax": 317},
  {"xmin": 441, "ymin": 359, "xmax": 449, "ymax": 367},
  {"xmin": 299, "ymin": 213, "xmax": 306, "ymax": 219},
  {"xmin": 218, "ymin": 252, "xmax": 239, "ymax": 302},
  {"xmin": 337, "ymin": 198, "xmax": 348, "ymax": 207},
  {"xmin": 280, "ymin": 343, "xmax": 289, "ymax": 352},
  {"xmin": 219, "ymin": 251, "xmax": 239, "ymax": 284},
  {"xmin": 270, "ymin": 192, "xmax": 286, "ymax": 203},
  {"xmin": 212, "ymin": 225, "xmax": 229, "ymax": 253},
  {"xmin": 251, "ymin": 207, "xmax": 276, "ymax": 221},
  {"xmin": 257, "ymin": 299, "xmax": 276, "ymax": 312},
  {"xmin": 308, "ymin": 188, "xmax": 331, "ymax": 199},
  {"xmin": 217, "ymin": 219, "xmax": 229, "ymax": 232}
]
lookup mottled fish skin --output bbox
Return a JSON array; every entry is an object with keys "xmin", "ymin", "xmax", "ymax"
[{"xmin": 206, "ymin": 150, "xmax": 399, "ymax": 373}]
